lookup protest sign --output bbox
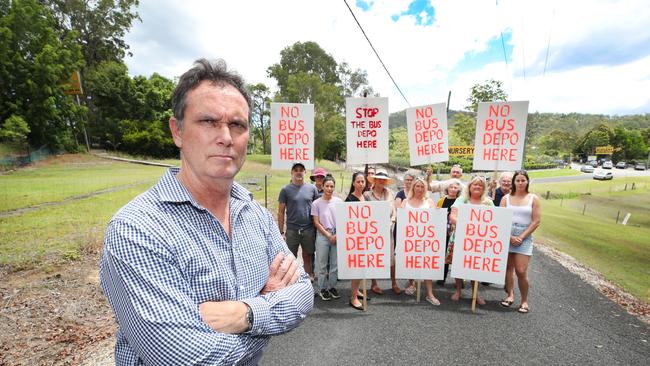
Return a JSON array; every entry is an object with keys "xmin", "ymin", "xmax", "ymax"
[
  {"xmin": 406, "ymin": 103, "xmax": 449, "ymax": 166},
  {"xmin": 271, "ymin": 102, "xmax": 314, "ymax": 169},
  {"xmin": 450, "ymin": 205, "xmax": 513, "ymax": 284},
  {"xmin": 472, "ymin": 101, "xmax": 529, "ymax": 171},
  {"xmin": 346, "ymin": 97, "xmax": 389, "ymax": 164},
  {"xmin": 336, "ymin": 201, "xmax": 391, "ymax": 279},
  {"xmin": 395, "ymin": 207, "xmax": 447, "ymax": 280}
]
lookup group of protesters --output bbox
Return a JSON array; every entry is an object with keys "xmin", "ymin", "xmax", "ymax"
[{"xmin": 278, "ymin": 162, "xmax": 541, "ymax": 314}]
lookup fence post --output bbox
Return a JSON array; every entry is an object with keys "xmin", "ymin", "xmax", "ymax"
[
  {"xmin": 264, "ymin": 175, "xmax": 268, "ymax": 208},
  {"xmin": 616, "ymin": 210, "xmax": 620, "ymax": 224},
  {"xmin": 624, "ymin": 183, "xmax": 628, "ymax": 191},
  {"xmin": 632, "ymin": 182, "xmax": 635, "ymax": 190},
  {"xmin": 560, "ymin": 197, "xmax": 563, "ymax": 207},
  {"xmin": 545, "ymin": 191, "xmax": 550, "ymax": 200},
  {"xmin": 582, "ymin": 203, "xmax": 586, "ymax": 215}
]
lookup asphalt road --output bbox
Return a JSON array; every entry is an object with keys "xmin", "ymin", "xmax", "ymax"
[
  {"xmin": 260, "ymin": 250, "xmax": 649, "ymax": 365},
  {"xmin": 532, "ymin": 165, "xmax": 650, "ymax": 184}
]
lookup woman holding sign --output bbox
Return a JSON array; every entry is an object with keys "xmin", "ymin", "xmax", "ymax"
[
  {"xmin": 401, "ymin": 177, "xmax": 441, "ymax": 306},
  {"xmin": 436, "ymin": 178, "xmax": 462, "ymax": 285},
  {"xmin": 346, "ymin": 172, "xmax": 367, "ymax": 310},
  {"xmin": 448, "ymin": 176, "xmax": 494, "ymax": 305},
  {"xmin": 363, "ymin": 169, "xmax": 400, "ymax": 295},
  {"xmin": 312, "ymin": 176, "xmax": 343, "ymax": 301},
  {"xmin": 499, "ymin": 170, "xmax": 541, "ymax": 314}
]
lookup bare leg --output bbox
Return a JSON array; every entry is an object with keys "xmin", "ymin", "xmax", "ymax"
[
  {"xmin": 391, "ymin": 265, "xmax": 401, "ymax": 294},
  {"xmin": 350, "ymin": 279, "xmax": 362, "ymax": 307},
  {"xmin": 514, "ymin": 254, "xmax": 531, "ymax": 307},
  {"xmin": 451, "ymin": 278, "xmax": 462, "ymax": 301},
  {"xmin": 504, "ymin": 253, "xmax": 516, "ymax": 302},
  {"xmin": 301, "ymin": 251, "xmax": 312, "ymax": 276},
  {"xmin": 473, "ymin": 281, "xmax": 485, "ymax": 305}
]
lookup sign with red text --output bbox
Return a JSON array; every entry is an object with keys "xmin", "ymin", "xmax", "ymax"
[
  {"xmin": 271, "ymin": 103, "xmax": 314, "ymax": 169},
  {"xmin": 336, "ymin": 201, "xmax": 391, "ymax": 279},
  {"xmin": 395, "ymin": 208, "xmax": 447, "ymax": 280},
  {"xmin": 450, "ymin": 205, "xmax": 513, "ymax": 284},
  {"xmin": 406, "ymin": 103, "xmax": 449, "ymax": 166},
  {"xmin": 346, "ymin": 97, "xmax": 389, "ymax": 164},
  {"xmin": 472, "ymin": 101, "xmax": 529, "ymax": 171}
]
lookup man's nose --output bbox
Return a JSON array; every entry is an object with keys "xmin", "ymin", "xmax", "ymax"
[{"xmin": 214, "ymin": 122, "xmax": 233, "ymax": 146}]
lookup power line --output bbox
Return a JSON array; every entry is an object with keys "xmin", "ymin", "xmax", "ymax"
[
  {"xmin": 343, "ymin": 0, "xmax": 410, "ymax": 107},
  {"xmin": 543, "ymin": 9, "xmax": 555, "ymax": 77}
]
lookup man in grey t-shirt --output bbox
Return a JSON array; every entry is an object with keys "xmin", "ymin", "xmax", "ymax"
[{"xmin": 278, "ymin": 162, "xmax": 319, "ymax": 278}]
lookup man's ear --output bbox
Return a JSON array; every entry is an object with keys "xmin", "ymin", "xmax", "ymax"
[{"xmin": 169, "ymin": 117, "xmax": 183, "ymax": 149}]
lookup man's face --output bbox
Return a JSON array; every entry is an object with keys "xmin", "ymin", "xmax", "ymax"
[
  {"xmin": 450, "ymin": 167, "xmax": 462, "ymax": 179},
  {"xmin": 499, "ymin": 175, "xmax": 512, "ymax": 192},
  {"xmin": 291, "ymin": 166, "xmax": 305, "ymax": 184},
  {"xmin": 403, "ymin": 175, "xmax": 414, "ymax": 191},
  {"xmin": 169, "ymin": 82, "xmax": 249, "ymax": 182}
]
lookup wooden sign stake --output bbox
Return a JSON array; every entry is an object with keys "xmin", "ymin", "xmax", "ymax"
[{"xmin": 471, "ymin": 280, "xmax": 479, "ymax": 313}]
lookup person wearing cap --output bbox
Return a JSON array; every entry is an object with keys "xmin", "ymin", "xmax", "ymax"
[
  {"xmin": 363, "ymin": 169, "xmax": 401, "ymax": 295},
  {"xmin": 310, "ymin": 167, "xmax": 328, "ymax": 198},
  {"xmin": 278, "ymin": 162, "xmax": 319, "ymax": 279}
]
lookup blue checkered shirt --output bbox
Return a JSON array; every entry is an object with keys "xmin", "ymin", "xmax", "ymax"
[{"xmin": 100, "ymin": 168, "xmax": 314, "ymax": 365}]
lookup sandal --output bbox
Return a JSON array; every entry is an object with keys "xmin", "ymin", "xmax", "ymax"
[
  {"xmin": 392, "ymin": 284, "xmax": 402, "ymax": 295},
  {"xmin": 404, "ymin": 285, "xmax": 416, "ymax": 296},
  {"xmin": 500, "ymin": 299, "xmax": 514, "ymax": 308},
  {"xmin": 425, "ymin": 296, "xmax": 441, "ymax": 306},
  {"xmin": 349, "ymin": 301, "xmax": 364, "ymax": 311},
  {"xmin": 518, "ymin": 305, "xmax": 529, "ymax": 314},
  {"xmin": 371, "ymin": 285, "xmax": 383, "ymax": 295}
]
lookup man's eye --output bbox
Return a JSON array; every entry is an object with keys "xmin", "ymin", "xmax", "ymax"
[{"xmin": 229, "ymin": 122, "xmax": 248, "ymax": 130}]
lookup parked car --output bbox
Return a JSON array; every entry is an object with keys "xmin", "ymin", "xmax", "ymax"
[
  {"xmin": 588, "ymin": 160, "xmax": 598, "ymax": 167},
  {"xmin": 615, "ymin": 161, "xmax": 627, "ymax": 169},
  {"xmin": 635, "ymin": 163, "xmax": 647, "ymax": 171},
  {"xmin": 580, "ymin": 165, "xmax": 595, "ymax": 173},
  {"xmin": 602, "ymin": 161, "xmax": 613, "ymax": 169},
  {"xmin": 593, "ymin": 170, "xmax": 613, "ymax": 180}
]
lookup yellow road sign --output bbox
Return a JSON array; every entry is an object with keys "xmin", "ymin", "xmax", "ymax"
[{"xmin": 449, "ymin": 146, "xmax": 475, "ymax": 156}]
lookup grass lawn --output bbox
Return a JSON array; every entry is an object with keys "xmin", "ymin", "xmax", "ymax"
[
  {"xmin": 527, "ymin": 168, "xmax": 580, "ymax": 179},
  {"xmin": 0, "ymin": 154, "xmax": 166, "ymax": 212},
  {"xmin": 0, "ymin": 181, "xmax": 153, "ymax": 270},
  {"xmin": 538, "ymin": 199, "xmax": 650, "ymax": 302}
]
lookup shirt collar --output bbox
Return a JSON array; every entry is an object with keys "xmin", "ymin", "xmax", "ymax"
[{"xmin": 157, "ymin": 168, "xmax": 253, "ymax": 205}]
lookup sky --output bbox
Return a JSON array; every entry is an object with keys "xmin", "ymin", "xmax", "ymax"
[{"xmin": 123, "ymin": 0, "xmax": 650, "ymax": 115}]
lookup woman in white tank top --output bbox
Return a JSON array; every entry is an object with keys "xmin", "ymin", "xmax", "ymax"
[
  {"xmin": 400, "ymin": 177, "xmax": 440, "ymax": 305},
  {"xmin": 499, "ymin": 170, "xmax": 541, "ymax": 314}
]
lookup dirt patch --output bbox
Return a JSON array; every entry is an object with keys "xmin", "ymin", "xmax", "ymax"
[
  {"xmin": 536, "ymin": 239, "xmax": 650, "ymax": 324},
  {"xmin": 0, "ymin": 248, "xmax": 115, "ymax": 366}
]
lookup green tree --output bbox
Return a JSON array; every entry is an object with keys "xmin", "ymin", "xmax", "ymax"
[
  {"xmin": 574, "ymin": 123, "xmax": 613, "ymax": 156},
  {"xmin": 0, "ymin": 114, "xmax": 31, "ymax": 147},
  {"xmin": 0, "ymin": 0, "xmax": 85, "ymax": 150},
  {"xmin": 249, "ymin": 83, "xmax": 271, "ymax": 154},
  {"xmin": 43, "ymin": 0, "xmax": 140, "ymax": 70},
  {"xmin": 267, "ymin": 41, "xmax": 339, "ymax": 98},
  {"xmin": 538, "ymin": 129, "xmax": 577, "ymax": 157},
  {"xmin": 612, "ymin": 126, "xmax": 648, "ymax": 161},
  {"xmin": 338, "ymin": 61, "xmax": 374, "ymax": 97}
]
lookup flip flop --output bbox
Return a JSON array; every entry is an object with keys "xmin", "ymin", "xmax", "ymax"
[
  {"xmin": 518, "ymin": 305, "xmax": 529, "ymax": 314},
  {"xmin": 371, "ymin": 286, "xmax": 383, "ymax": 295},
  {"xmin": 392, "ymin": 285, "xmax": 402, "ymax": 295},
  {"xmin": 500, "ymin": 299, "xmax": 514, "ymax": 308},
  {"xmin": 349, "ymin": 301, "xmax": 364, "ymax": 311}
]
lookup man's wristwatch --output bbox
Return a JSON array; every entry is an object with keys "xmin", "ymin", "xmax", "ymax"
[{"xmin": 244, "ymin": 303, "xmax": 254, "ymax": 332}]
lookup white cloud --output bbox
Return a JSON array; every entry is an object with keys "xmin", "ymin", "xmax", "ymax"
[{"xmin": 123, "ymin": 0, "xmax": 650, "ymax": 115}]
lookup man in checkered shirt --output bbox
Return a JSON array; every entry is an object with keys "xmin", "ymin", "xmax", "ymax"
[{"xmin": 100, "ymin": 59, "xmax": 314, "ymax": 365}]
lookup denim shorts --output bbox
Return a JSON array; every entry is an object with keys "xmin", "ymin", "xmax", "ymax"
[{"xmin": 509, "ymin": 223, "xmax": 533, "ymax": 256}]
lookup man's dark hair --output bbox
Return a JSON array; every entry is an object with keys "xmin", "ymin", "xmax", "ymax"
[{"xmin": 172, "ymin": 58, "xmax": 252, "ymax": 129}]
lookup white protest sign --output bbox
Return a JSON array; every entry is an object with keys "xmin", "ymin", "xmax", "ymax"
[
  {"xmin": 345, "ymin": 97, "xmax": 389, "ymax": 164},
  {"xmin": 407, "ymin": 103, "xmax": 449, "ymax": 166},
  {"xmin": 450, "ymin": 205, "xmax": 513, "ymax": 284},
  {"xmin": 472, "ymin": 101, "xmax": 529, "ymax": 171},
  {"xmin": 271, "ymin": 102, "xmax": 314, "ymax": 170},
  {"xmin": 395, "ymin": 207, "xmax": 447, "ymax": 280},
  {"xmin": 336, "ymin": 201, "xmax": 391, "ymax": 279}
]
